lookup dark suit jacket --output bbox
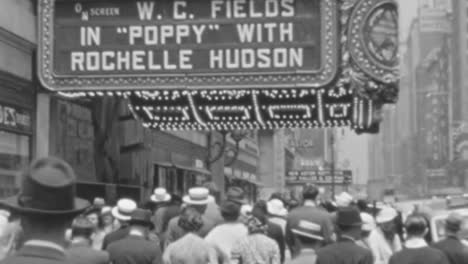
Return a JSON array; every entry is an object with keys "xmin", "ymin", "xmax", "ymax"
[
  {"xmin": 107, "ymin": 235, "xmax": 162, "ymax": 264},
  {"xmin": 432, "ymin": 236, "xmax": 468, "ymax": 264},
  {"xmin": 267, "ymin": 220, "xmax": 286, "ymax": 264},
  {"xmin": 1, "ymin": 244, "xmax": 72, "ymax": 264},
  {"xmin": 317, "ymin": 240, "xmax": 373, "ymax": 264},
  {"xmin": 101, "ymin": 226, "xmax": 129, "ymax": 250},
  {"xmin": 67, "ymin": 242, "xmax": 109, "ymax": 264},
  {"xmin": 286, "ymin": 205, "xmax": 334, "ymax": 257}
]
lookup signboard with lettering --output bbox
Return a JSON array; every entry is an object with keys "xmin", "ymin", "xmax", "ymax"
[
  {"xmin": 286, "ymin": 170, "xmax": 352, "ymax": 185},
  {"xmin": 39, "ymin": 0, "xmax": 338, "ymax": 91},
  {"xmin": 0, "ymin": 104, "xmax": 32, "ymax": 133}
]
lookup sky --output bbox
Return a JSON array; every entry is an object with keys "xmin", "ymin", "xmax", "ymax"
[{"xmin": 399, "ymin": 0, "xmax": 419, "ymax": 40}]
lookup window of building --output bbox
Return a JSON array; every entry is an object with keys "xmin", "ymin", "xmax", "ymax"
[{"xmin": 0, "ymin": 130, "xmax": 30, "ymax": 197}]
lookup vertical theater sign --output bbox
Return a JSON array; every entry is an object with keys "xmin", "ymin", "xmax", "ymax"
[{"xmin": 38, "ymin": 0, "xmax": 398, "ymax": 132}]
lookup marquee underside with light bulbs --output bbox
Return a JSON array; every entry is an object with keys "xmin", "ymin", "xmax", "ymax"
[{"xmin": 38, "ymin": 0, "xmax": 399, "ymax": 132}]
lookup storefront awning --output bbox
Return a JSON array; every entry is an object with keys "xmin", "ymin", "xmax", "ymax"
[{"xmin": 154, "ymin": 161, "xmax": 211, "ymax": 176}]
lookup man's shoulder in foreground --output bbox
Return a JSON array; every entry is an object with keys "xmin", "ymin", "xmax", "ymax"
[
  {"xmin": 389, "ymin": 247, "xmax": 449, "ymax": 264},
  {"xmin": 317, "ymin": 241, "xmax": 373, "ymax": 263},
  {"xmin": 2, "ymin": 245, "xmax": 71, "ymax": 264},
  {"xmin": 67, "ymin": 246, "xmax": 109, "ymax": 264}
]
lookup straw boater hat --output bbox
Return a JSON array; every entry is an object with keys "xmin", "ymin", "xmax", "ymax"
[
  {"xmin": 150, "ymin": 188, "xmax": 171, "ymax": 203},
  {"xmin": 267, "ymin": 199, "xmax": 288, "ymax": 217},
  {"xmin": 112, "ymin": 198, "xmax": 137, "ymax": 221},
  {"xmin": 0, "ymin": 157, "xmax": 90, "ymax": 216},
  {"xmin": 376, "ymin": 207, "xmax": 398, "ymax": 224},
  {"xmin": 335, "ymin": 192, "xmax": 354, "ymax": 207},
  {"xmin": 183, "ymin": 187, "xmax": 213, "ymax": 205},
  {"xmin": 291, "ymin": 220, "xmax": 324, "ymax": 241}
]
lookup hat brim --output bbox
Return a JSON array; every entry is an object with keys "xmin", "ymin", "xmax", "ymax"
[
  {"xmin": 111, "ymin": 206, "xmax": 132, "ymax": 221},
  {"xmin": 129, "ymin": 219, "xmax": 155, "ymax": 230},
  {"xmin": 267, "ymin": 204, "xmax": 288, "ymax": 217},
  {"xmin": 150, "ymin": 194, "xmax": 171, "ymax": 203},
  {"xmin": 183, "ymin": 195, "xmax": 214, "ymax": 205},
  {"xmin": 291, "ymin": 229, "xmax": 324, "ymax": 241},
  {"xmin": 228, "ymin": 197, "xmax": 249, "ymax": 205},
  {"xmin": 0, "ymin": 195, "xmax": 89, "ymax": 216}
]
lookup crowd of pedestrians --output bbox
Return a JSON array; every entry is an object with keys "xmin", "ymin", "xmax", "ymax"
[{"xmin": 0, "ymin": 157, "xmax": 468, "ymax": 264}]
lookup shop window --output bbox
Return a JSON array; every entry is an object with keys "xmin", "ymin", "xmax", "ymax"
[{"xmin": 0, "ymin": 130, "xmax": 30, "ymax": 197}]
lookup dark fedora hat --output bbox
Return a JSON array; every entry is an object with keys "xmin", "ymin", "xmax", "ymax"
[
  {"xmin": 226, "ymin": 187, "xmax": 248, "ymax": 205},
  {"xmin": 129, "ymin": 209, "xmax": 154, "ymax": 230},
  {"xmin": 336, "ymin": 207, "xmax": 362, "ymax": 227},
  {"xmin": 0, "ymin": 157, "xmax": 90, "ymax": 216}
]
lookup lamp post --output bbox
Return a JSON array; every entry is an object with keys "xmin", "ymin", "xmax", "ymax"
[{"xmin": 330, "ymin": 130, "xmax": 336, "ymax": 198}]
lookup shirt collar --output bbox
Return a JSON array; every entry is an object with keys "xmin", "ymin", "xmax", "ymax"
[
  {"xmin": 341, "ymin": 235, "xmax": 357, "ymax": 243},
  {"xmin": 129, "ymin": 229, "xmax": 145, "ymax": 237},
  {"xmin": 24, "ymin": 240, "xmax": 65, "ymax": 253},
  {"xmin": 404, "ymin": 237, "xmax": 428, "ymax": 249}
]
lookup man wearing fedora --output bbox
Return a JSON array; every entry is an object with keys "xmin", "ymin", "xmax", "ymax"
[
  {"xmin": 165, "ymin": 187, "xmax": 217, "ymax": 247},
  {"xmin": 286, "ymin": 219, "xmax": 325, "ymax": 264},
  {"xmin": 107, "ymin": 208, "xmax": 162, "ymax": 264},
  {"xmin": 286, "ymin": 184, "xmax": 335, "ymax": 258},
  {"xmin": 150, "ymin": 188, "xmax": 176, "ymax": 235},
  {"xmin": 432, "ymin": 213, "xmax": 468, "ymax": 264},
  {"xmin": 316, "ymin": 207, "xmax": 373, "ymax": 264},
  {"xmin": 101, "ymin": 198, "xmax": 137, "ymax": 250},
  {"xmin": 0, "ymin": 157, "xmax": 90, "ymax": 264},
  {"xmin": 67, "ymin": 216, "xmax": 109, "ymax": 264}
]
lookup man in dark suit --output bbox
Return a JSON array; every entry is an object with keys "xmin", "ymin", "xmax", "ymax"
[
  {"xmin": 317, "ymin": 207, "xmax": 373, "ymax": 264},
  {"xmin": 107, "ymin": 209, "xmax": 162, "ymax": 264},
  {"xmin": 432, "ymin": 213, "xmax": 468, "ymax": 264},
  {"xmin": 0, "ymin": 157, "xmax": 90, "ymax": 264},
  {"xmin": 67, "ymin": 216, "xmax": 109, "ymax": 264},
  {"xmin": 101, "ymin": 198, "xmax": 137, "ymax": 250},
  {"xmin": 286, "ymin": 184, "xmax": 335, "ymax": 257}
]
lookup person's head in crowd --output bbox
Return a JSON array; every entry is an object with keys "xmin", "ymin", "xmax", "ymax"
[
  {"xmin": 0, "ymin": 157, "xmax": 90, "ymax": 246},
  {"xmin": 405, "ymin": 214, "xmax": 428, "ymax": 239},
  {"xmin": 128, "ymin": 208, "xmax": 154, "ymax": 235},
  {"xmin": 111, "ymin": 198, "xmax": 137, "ymax": 227},
  {"xmin": 336, "ymin": 207, "xmax": 363, "ymax": 240},
  {"xmin": 84, "ymin": 206, "xmax": 102, "ymax": 230},
  {"xmin": 445, "ymin": 212, "xmax": 463, "ymax": 237},
  {"xmin": 266, "ymin": 199, "xmax": 288, "ymax": 217},
  {"xmin": 246, "ymin": 215, "xmax": 268, "ymax": 235},
  {"xmin": 302, "ymin": 184, "xmax": 320, "ymax": 203},
  {"xmin": 220, "ymin": 200, "xmax": 241, "ymax": 222},
  {"xmin": 183, "ymin": 187, "xmax": 212, "ymax": 214},
  {"xmin": 100, "ymin": 206, "xmax": 114, "ymax": 228},
  {"xmin": 335, "ymin": 192, "xmax": 353, "ymax": 208},
  {"xmin": 291, "ymin": 219, "xmax": 324, "ymax": 251},
  {"xmin": 288, "ymin": 199, "xmax": 300, "ymax": 211},
  {"xmin": 93, "ymin": 197, "xmax": 106, "ymax": 209},
  {"xmin": 239, "ymin": 204, "xmax": 253, "ymax": 224},
  {"xmin": 71, "ymin": 216, "xmax": 95, "ymax": 245},
  {"xmin": 357, "ymin": 199, "xmax": 368, "ymax": 212},
  {"xmin": 251, "ymin": 200, "xmax": 268, "ymax": 221},
  {"xmin": 150, "ymin": 187, "xmax": 172, "ymax": 211},
  {"xmin": 376, "ymin": 207, "xmax": 398, "ymax": 240},
  {"xmin": 203, "ymin": 182, "xmax": 220, "ymax": 204},
  {"xmin": 178, "ymin": 206, "xmax": 204, "ymax": 233},
  {"xmin": 226, "ymin": 187, "xmax": 248, "ymax": 205},
  {"xmin": 170, "ymin": 193, "xmax": 183, "ymax": 205},
  {"xmin": 360, "ymin": 212, "xmax": 376, "ymax": 239}
]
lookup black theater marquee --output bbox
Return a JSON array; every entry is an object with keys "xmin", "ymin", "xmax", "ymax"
[{"xmin": 38, "ymin": 0, "xmax": 399, "ymax": 132}]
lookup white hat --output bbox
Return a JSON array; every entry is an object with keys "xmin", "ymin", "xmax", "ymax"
[
  {"xmin": 151, "ymin": 188, "xmax": 171, "ymax": 203},
  {"xmin": 376, "ymin": 207, "xmax": 397, "ymax": 224},
  {"xmin": 183, "ymin": 187, "xmax": 213, "ymax": 205},
  {"xmin": 101, "ymin": 206, "xmax": 112, "ymax": 215},
  {"xmin": 241, "ymin": 204, "xmax": 253, "ymax": 217},
  {"xmin": 267, "ymin": 199, "xmax": 288, "ymax": 217},
  {"xmin": 361, "ymin": 212, "xmax": 376, "ymax": 231},
  {"xmin": 111, "ymin": 198, "xmax": 137, "ymax": 221},
  {"xmin": 335, "ymin": 192, "xmax": 353, "ymax": 207}
]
